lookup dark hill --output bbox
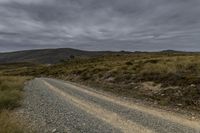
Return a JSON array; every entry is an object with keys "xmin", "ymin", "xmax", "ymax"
[{"xmin": 0, "ymin": 48, "xmax": 117, "ymax": 64}]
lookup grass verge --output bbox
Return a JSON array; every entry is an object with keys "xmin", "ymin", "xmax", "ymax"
[{"xmin": 0, "ymin": 76, "xmax": 31, "ymax": 133}]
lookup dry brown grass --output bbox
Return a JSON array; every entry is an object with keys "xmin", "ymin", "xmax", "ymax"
[
  {"xmin": 0, "ymin": 111, "xmax": 25, "ymax": 133},
  {"xmin": 1, "ymin": 52, "xmax": 200, "ymax": 111},
  {"xmin": 0, "ymin": 76, "xmax": 31, "ymax": 133},
  {"xmin": 0, "ymin": 76, "xmax": 29, "ymax": 110}
]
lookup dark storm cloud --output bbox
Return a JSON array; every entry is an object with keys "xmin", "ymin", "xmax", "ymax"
[{"xmin": 0, "ymin": 0, "xmax": 200, "ymax": 52}]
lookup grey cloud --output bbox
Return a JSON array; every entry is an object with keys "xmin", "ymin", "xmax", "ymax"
[{"xmin": 0, "ymin": 0, "xmax": 200, "ymax": 52}]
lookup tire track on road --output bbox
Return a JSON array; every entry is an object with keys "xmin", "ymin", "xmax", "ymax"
[
  {"xmin": 43, "ymin": 78, "xmax": 200, "ymax": 133},
  {"xmin": 43, "ymin": 80, "xmax": 154, "ymax": 133}
]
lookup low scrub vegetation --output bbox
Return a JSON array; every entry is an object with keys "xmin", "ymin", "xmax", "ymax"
[
  {"xmin": 1, "ymin": 52, "xmax": 200, "ymax": 111},
  {"xmin": 0, "ymin": 111, "xmax": 25, "ymax": 133},
  {"xmin": 0, "ymin": 76, "xmax": 30, "ymax": 133},
  {"xmin": 138, "ymin": 56, "xmax": 200, "ymax": 86}
]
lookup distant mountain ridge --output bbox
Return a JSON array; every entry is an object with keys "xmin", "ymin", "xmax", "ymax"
[
  {"xmin": 0, "ymin": 48, "xmax": 117, "ymax": 64},
  {"xmin": 0, "ymin": 48, "xmax": 191, "ymax": 64}
]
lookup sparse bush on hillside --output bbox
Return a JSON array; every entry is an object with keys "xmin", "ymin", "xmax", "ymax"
[
  {"xmin": 138, "ymin": 56, "xmax": 200, "ymax": 86},
  {"xmin": 125, "ymin": 61, "xmax": 133, "ymax": 65},
  {"xmin": 1, "ymin": 53, "xmax": 200, "ymax": 111}
]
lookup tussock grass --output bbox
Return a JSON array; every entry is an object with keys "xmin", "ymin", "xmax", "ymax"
[
  {"xmin": 0, "ymin": 111, "xmax": 24, "ymax": 133},
  {"xmin": 1, "ymin": 52, "xmax": 200, "ymax": 111},
  {"xmin": 0, "ymin": 77, "xmax": 28, "ymax": 110},
  {"xmin": 0, "ymin": 76, "xmax": 30, "ymax": 133},
  {"xmin": 139, "ymin": 56, "xmax": 200, "ymax": 86}
]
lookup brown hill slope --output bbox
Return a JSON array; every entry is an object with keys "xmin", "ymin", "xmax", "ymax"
[{"xmin": 0, "ymin": 48, "xmax": 119, "ymax": 64}]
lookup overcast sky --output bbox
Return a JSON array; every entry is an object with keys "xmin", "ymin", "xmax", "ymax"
[{"xmin": 0, "ymin": 0, "xmax": 200, "ymax": 52}]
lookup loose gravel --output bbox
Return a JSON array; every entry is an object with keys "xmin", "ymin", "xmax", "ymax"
[
  {"xmin": 17, "ymin": 79, "xmax": 122, "ymax": 133},
  {"xmin": 16, "ymin": 78, "xmax": 200, "ymax": 133},
  {"xmin": 44, "ymin": 78, "xmax": 200, "ymax": 133}
]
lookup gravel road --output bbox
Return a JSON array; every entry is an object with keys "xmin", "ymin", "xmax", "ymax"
[{"xmin": 17, "ymin": 78, "xmax": 200, "ymax": 133}]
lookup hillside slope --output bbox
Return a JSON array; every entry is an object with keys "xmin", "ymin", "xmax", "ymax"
[{"xmin": 0, "ymin": 48, "xmax": 113, "ymax": 64}]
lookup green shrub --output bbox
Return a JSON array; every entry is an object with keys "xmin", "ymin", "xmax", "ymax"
[{"xmin": 125, "ymin": 61, "xmax": 133, "ymax": 65}]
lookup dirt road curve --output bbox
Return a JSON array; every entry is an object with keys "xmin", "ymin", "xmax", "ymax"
[{"xmin": 18, "ymin": 78, "xmax": 200, "ymax": 133}]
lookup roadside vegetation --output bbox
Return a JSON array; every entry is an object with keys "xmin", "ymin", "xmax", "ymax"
[
  {"xmin": 0, "ymin": 76, "xmax": 31, "ymax": 133},
  {"xmin": 1, "ymin": 52, "xmax": 200, "ymax": 112}
]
